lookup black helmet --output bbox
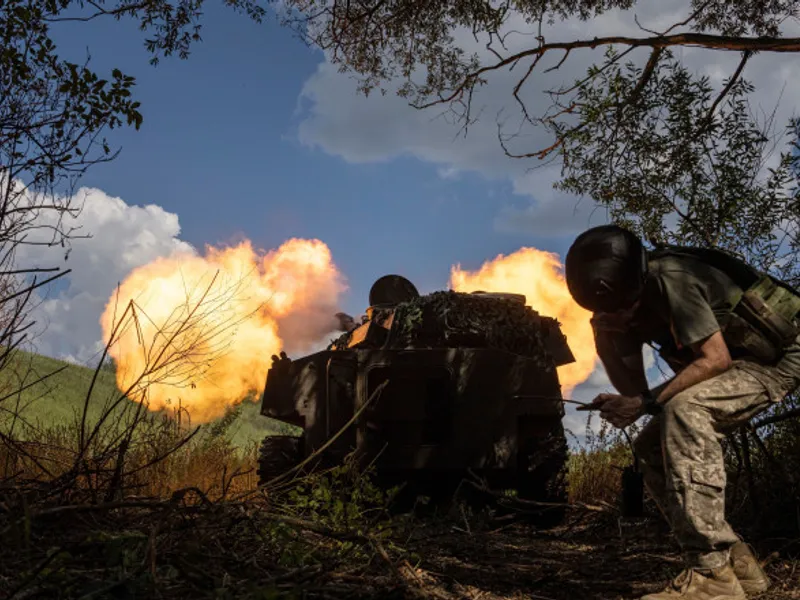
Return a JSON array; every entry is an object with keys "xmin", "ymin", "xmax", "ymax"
[
  {"xmin": 565, "ymin": 225, "xmax": 647, "ymax": 313},
  {"xmin": 369, "ymin": 274, "xmax": 420, "ymax": 306}
]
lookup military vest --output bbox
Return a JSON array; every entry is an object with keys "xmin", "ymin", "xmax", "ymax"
[{"xmin": 629, "ymin": 245, "xmax": 800, "ymax": 369}]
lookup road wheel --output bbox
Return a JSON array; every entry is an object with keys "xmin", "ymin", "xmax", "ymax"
[{"xmin": 257, "ymin": 434, "xmax": 303, "ymax": 486}]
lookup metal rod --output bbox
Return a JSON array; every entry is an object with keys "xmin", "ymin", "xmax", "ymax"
[
  {"xmin": 563, "ymin": 398, "xmax": 593, "ymax": 408},
  {"xmin": 521, "ymin": 394, "xmax": 594, "ymax": 408}
]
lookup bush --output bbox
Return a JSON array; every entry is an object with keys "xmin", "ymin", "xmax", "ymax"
[{"xmin": 723, "ymin": 394, "xmax": 800, "ymax": 539}]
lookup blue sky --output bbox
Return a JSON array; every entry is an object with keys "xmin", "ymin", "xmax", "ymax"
[{"xmin": 48, "ymin": 5, "xmax": 583, "ymax": 316}]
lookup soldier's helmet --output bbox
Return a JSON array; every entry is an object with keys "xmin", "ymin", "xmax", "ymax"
[
  {"xmin": 565, "ymin": 224, "xmax": 647, "ymax": 313},
  {"xmin": 369, "ymin": 274, "xmax": 420, "ymax": 307}
]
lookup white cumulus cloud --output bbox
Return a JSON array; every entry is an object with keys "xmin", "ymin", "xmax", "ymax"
[
  {"xmin": 15, "ymin": 187, "xmax": 195, "ymax": 365},
  {"xmin": 295, "ymin": 1, "xmax": 800, "ymax": 237}
]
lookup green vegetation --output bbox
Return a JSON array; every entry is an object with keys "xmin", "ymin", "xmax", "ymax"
[
  {"xmin": 0, "ymin": 347, "xmax": 798, "ymax": 599},
  {"xmin": 565, "ymin": 414, "xmax": 639, "ymax": 508},
  {"xmin": 0, "ymin": 351, "xmax": 119, "ymax": 433},
  {"xmin": 0, "ymin": 349, "xmax": 287, "ymax": 448}
]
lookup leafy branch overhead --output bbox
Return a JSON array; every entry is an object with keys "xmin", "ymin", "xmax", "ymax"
[
  {"xmin": 20, "ymin": 2, "xmax": 800, "ymax": 152},
  {"xmin": 2, "ymin": 0, "xmax": 278, "ymax": 205},
  {"xmin": 269, "ymin": 0, "xmax": 800, "ymax": 280},
  {"xmin": 272, "ymin": 2, "xmax": 799, "ymax": 135},
  {"xmin": 1, "ymin": 0, "xmax": 145, "ymax": 363},
  {"xmin": 554, "ymin": 50, "xmax": 800, "ymax": 283},
  {"xmin": 1, "ymin": 0, "xmax": 144, "ymax": 264}
]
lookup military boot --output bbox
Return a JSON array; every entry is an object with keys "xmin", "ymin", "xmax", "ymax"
[
  {"xmin": 730, "ymin": 541, "xmax": 770, "ymax": 595},
  {"xmin": 640, "ymin": 564, "xmax": 746, "ymax": 600}
]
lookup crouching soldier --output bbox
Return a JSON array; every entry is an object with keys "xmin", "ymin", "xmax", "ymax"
[{"xmin": 564, "ymin": 225, "xmax": 800, "ymax": 600}]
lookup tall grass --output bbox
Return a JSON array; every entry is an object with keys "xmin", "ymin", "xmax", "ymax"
[
  {"xmin": 1, "ymin": 407, "xmax": 261, "ymax": 501},
  {"xmin": 0, "ymin": 273, "xmax": 271, "ymax": 506},
  {"xmin": 566, "ymin": 413, "xmax": 639, "ymax": 507},
  {"xmin": 722, "ymin": 395, "xmax": 800, "ymax": 538}
]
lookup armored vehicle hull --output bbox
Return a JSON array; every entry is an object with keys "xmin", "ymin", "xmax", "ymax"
[{"xmin": 258, "ymin": 279, "xmax": 574, "ymax": 518}]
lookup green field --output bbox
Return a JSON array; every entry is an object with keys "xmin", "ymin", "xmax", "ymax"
[{"xmin": 0, "ymin": 350, "xmax": 290, "ymax": 448}]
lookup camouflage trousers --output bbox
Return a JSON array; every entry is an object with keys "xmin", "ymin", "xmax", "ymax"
[{"xmin": 633, "ymin": 359, "xmax": 798, "ymax": 570}]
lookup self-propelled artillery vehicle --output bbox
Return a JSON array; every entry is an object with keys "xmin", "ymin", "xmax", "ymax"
[{"xmin": 257, "ymin": 275, "xmax": 576, "ymax": 515}]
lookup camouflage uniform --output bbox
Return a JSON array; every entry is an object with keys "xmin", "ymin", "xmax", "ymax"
[
  {"xmin": 634, "ymin": 356, "xmax": 799, "ymax": 569},
  {"xmin": 611, "ymin": 253, "xmax": 800, "ymax": 570}
]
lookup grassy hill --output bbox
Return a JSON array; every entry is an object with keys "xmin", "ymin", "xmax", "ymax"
[{"xmin": 0, "ymin": 350, "xmax": 290, "ymax": 448}]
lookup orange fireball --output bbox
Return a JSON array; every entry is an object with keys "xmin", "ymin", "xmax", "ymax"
[
  {"xmin": 102, "ymin": 236, "xmax": 596, "ymax": 423},
  {"xmin": 100, "ymin": 238, "xmax": 346, "ymax": 423},
  {"xmin": 449, "ymin": 248, "xmax": 597, "ymax": 395}
]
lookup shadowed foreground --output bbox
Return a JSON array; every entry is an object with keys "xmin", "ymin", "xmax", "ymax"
[{"xmin": 2, "ymin": 494, "xmax": 798, "ymax": 600}]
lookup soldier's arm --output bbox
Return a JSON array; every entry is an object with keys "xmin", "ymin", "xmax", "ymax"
[
  {"xmin": 652, "ymin": 267, "xmax": 734, "ymax": 406},
  {"xmin": 594, "ymin": 328, "xmax": 650, "ymax": 398},
  {"xmin": 651, "ymin": 330, "xmax": 732, "ymax": 407}
]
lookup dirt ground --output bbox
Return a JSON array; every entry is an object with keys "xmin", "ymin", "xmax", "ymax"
[
  {"xmin": 398, "ymin": 514, "xmax": 800, "ymax": 600},
  {"xmin": 3, "ymin": 500, "xmax": 799, "ymax": 599}
]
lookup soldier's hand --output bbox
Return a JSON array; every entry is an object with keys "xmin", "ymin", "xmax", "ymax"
[{"xmin": 586, "ymin": 393, "xmax": 643, "ymax": 429}]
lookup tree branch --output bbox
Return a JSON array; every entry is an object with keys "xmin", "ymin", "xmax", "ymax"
[
  {"xmin": 0, "ymin": 270, "xmax": 70, "ymax": 305},
  {"xmin": 414, "ymin": 33, "xmax": 800, "ymax": 110},
  {"xmin": 701, "ymin": 50, "xmax": 753, "ymax": 129},
  {"xmin": 625, "ymin": 47, "xmax": 664, "ymax": 108}
]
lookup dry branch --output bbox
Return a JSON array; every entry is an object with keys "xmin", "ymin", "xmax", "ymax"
[
  {"xmin": 415, "ymin": 33, "xmax": 800, "ymax": 111},
  {"xmin": 464, "ymin": 477, "xmax": 613, "ymax": 514}
]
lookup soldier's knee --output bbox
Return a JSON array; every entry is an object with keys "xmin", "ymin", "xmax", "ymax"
[
  {"xmin": 662, "ymin": 390, "xmax": 698, "ymax": 422},
  {"xmin": 660, "ymin": 389, "xmax": 715, "ymax": 442}
]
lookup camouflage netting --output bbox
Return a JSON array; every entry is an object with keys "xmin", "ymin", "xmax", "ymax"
[{"xmin": 329, "ymin": 291, "xmax": 559, "ymax": 363}]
